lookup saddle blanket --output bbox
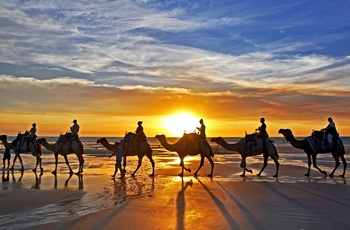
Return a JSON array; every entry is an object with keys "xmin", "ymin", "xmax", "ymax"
[
  {"xmin": 242, "ymin": 138, "xmax": 274, "ymax": 156},
  {"xmin": 306, "ymin": 136, "xmax": 344, "ymax": 153}
]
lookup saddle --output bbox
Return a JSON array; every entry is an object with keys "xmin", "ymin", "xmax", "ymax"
[
  {"xmin": 122, "ymin": 132, "xmax": 140, "ymax": 154},
  {"xmin": 312, "ymin": 130, "xmax": 325, "ymax": 140}
]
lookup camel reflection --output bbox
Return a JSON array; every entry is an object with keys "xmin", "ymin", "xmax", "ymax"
[
  {"xmin": 2, "ymin": 170, "xmax": 10, "ymax": 182},
  {"xmin": 10, "ymin": 170, "xmax": 24, "ymax": 182},
  {"xmin": 53, "ymin": 173, "xmax": 84, "ymax": 190},
  {"xmin": 32, "ymin": 171, "xmax": 43, "ymax": 189}
]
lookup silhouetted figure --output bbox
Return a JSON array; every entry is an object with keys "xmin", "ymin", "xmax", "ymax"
[
  {"xmin": 20, "ymin": 123, "xmax": 37, "ymax": 147},
  {"xmin": 3, "ymin": 147, "xmax": 11, "ymax": 169},
  {"xmin": 257, "ymin": 117, "xmax": 268, "ymax": 139},
  {"xmin": 70, "ymin": 119, "xmax": 80, "ymax": 139},
  {"xmin": 135, "ymin": 121, "xmax": 146, "ymax": 141},
  {"xmin": 321, "ymin": 117, "xmax": 339, "ymax": 145},
  {"xmin": 197, "ymin": 119, "xmax": 206, "ymax": 139},
  {"xmin": 109, "ymin": 140, "xmax": 124, "ymax": 178}
]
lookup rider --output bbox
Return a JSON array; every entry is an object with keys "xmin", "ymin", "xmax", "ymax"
[
  {"xmin": 70, "ymin": 119, "xmax": 80, "ymax": 139},
  {"xmin": 321, "ymin": 117, "xmax": 339, "ymax": 146},
  {"xmin": 135, "ymin": 121, "xmax": 146, "ymax": 141},
  {"xmin": 196, "ymin": 119, "xmax": 206, "ymax": 140},
  {"xmin": 21, "ymin": 123, "xmax": 37, "ymax": 146},
  {"xmin": 257, "ymin": 118, "xmax": 268, "ymax": 139}
]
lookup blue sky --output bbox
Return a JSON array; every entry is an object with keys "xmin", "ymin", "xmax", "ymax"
[{"xmin": 0, "ymin": 0, "xmax": 350, "ymax": 136}]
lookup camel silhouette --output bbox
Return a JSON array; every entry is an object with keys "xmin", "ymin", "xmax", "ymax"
[
  {"xmin": 0, "ymin": 135, "xmax": 42, "ymax": 172},
  {"xmin": 155, "ymin": 134, "xmax": 214, "ymax": 177},
  {"xmin": 37, "ymin": 137, "xmax": 84, "ymax": 174},
  {"xmin": 97, "ymin": 136, "xmax": 155, "ymax": 176},
  {"xmin": 211, "ymin": 137, "xmax": 279, "ymax": 177},
  {"xmin": 278, "ymin": 128, "xmax": 346, "ymax": 177}
]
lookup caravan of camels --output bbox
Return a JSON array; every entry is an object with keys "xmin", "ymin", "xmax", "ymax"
[{"xmin": 0, "ymin": 117, "xmax": 347, "ymax": 178}]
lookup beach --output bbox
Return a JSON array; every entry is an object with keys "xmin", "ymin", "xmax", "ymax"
[{"xmin": 1, "ymin": 137, "xmax": 350, "ymax": 230}]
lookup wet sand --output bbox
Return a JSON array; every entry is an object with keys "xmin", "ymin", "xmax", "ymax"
[{"xmin": 1, "ymin": 144, "xmax": 350, "ymax": 229}]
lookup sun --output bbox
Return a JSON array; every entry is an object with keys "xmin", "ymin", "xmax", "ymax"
[{"xmin": 162, "ymin": 113, "xmax": 199, "ymax": 137}]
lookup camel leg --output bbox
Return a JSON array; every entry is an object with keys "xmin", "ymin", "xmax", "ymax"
[
  {"xmin": 52, "ymin": 154, "xmax": 59, "ymax": 174},
  {"xmin": 131, "ymin": 155, "xmax": 143, "ymax": 177},
  {"xmin": 304, "ymin": 153, "xmax": 312, "ymax": 177},
  {"xmin": 329, "ymin": 155, "xmax": 340, "ymax": 178},
  {"xmin": 339, "ymin": 155, "xmax": 347, "ymax": 177},
  {"xmin": 123, "ymin": 156, "xmax": 127, "ymax": 175},
  {"xmin": 312, "ymin": 154, "xmax": 327, "ymax": 176},
  {"xmin": 240, "ymin": 157, "xmax": 252, "ymax": 177},
  {"xmin": 257, "ymin": 153, "xmax": 268, "ymax": 177},
  {"xmin": 207, "ymin": 156, "xmax": 214, "ymax": 177},
  {"xmin": 194, "ymin": 155, "xmax": 205, "ymax": 177},
  {"xmin": 76, "ymin": 155, "xmax": 84, "ymax": 174},
  {"xmin": 179, "ymin": 158, "xmax": 191, "ymax": 176},
  {"xmin": 16, "ymin": 154, "xmax": 24, "ymax": 172},
  {"xmin": 10, "ymin": 154, "xmax": 18, "ymax": 170},
  {"xmin": 147, "ymin": 154, "xmax": 155, "ymax": 177},
  {"xmin": 62, "ymin": 155, "xmax": 73, "ymax": 174},
  {"xmin": 271, "ymin": 156, "xmax": 280, "ymax": 178}
]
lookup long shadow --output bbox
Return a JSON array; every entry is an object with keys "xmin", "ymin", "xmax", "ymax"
[
  {"xmin": 216, "ymin": 181, "xmax": 262, "ymax": 230},
  {"xmin": 282, "ymin": 182, "xmax": 350, "ymax": 207},
  {"xmin": 260, "ymin": 182, "xmax": 348, "ymax": 228},
  {"xmin": 196, "ymin": 178, "xmax": 240, "ymax": 229},
  {"xmin": 177, "ymin": 177, "xmax": 193, "ymax": 230}
]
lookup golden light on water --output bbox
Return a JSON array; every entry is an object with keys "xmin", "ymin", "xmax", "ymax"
[{"xmin": 162, "ymin": 113, "xmax": 200, "ymax": 137}]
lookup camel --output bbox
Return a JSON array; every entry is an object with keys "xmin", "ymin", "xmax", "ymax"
[
  {"xmin": 37, "ymin": 137, "xmax": 84, "ymax": 174},
  {"xmin": 278, "ymin": 129, "xmax": 346, "ymax": 177},
  {"xmin": 97, "ymin": 136, "xmax": 155, "ymax": 176},
  {"xmin": 155, "ymin": 133, "xmax": 214, "ymax": 177},
  {"xmin": 0, "ymin": 135, "xmax": 42, "ymax": 172},
  {"xmin": 211, "ymin": 137, "xmax": 279, "ymax": 177}
]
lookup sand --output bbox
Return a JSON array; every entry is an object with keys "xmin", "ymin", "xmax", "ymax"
[{"xmin": 1, "ymin": 144, "xmax": 350, "ymax": 230}]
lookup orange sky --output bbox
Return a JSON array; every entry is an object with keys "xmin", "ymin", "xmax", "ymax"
[{"xmin": 0, "ymin": 77, "xmax": 349, "ymax": 137}]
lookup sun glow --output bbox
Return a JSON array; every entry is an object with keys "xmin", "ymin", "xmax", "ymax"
[{"xmin": 162, "ymin": 113, "xmax": 199, "ymax": 137}]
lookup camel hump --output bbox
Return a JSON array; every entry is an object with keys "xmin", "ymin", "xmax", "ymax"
[{"xmin": 182, "ymin": 133, "xmax": 200, "ymax": 141}]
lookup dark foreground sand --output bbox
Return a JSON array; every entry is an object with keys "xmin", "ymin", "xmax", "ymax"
[{"xmin": 1, "ymin": 145, "xmax": 350, "ymax": 230}]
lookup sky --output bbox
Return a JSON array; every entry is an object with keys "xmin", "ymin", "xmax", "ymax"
[{"xmin": 1, "ymin": 0, "xmax": 350, "ymax": 137}]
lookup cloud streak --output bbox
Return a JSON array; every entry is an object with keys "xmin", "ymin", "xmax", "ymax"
[{"xmin": 0, "ymin": 0, "xmax": 350, "ymax": 136}]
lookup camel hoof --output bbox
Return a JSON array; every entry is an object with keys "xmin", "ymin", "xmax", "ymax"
[
  {"xmin": 187, "ymin": 169, "xmax": 192, "ymax": 173},
  {"xmin": 32, "ymin": 168, "xmax": 36, "ymax": 172},
  {"xmin": 329, "ymin": 174, "xmax": 334, "ymax": 178},
  {"xmin": 340, "ymin": 174, "xmax": 345, "ymax": 178},
  {"xmin": 178, "ymin": 173, "xmax": 184, "ymax": 177},
  {"xmin": 149, "ymin": 173, "xmax": 154, "ymax": 177},
  {"xmin": 273, "ymin": 174, "xmax": 278, "ymax": 178},
  {"xmin": 20, "ymin": 168, "xmax": 24, "ymax": 172},
  {"xmin": 208, "ymin": 174, "xmax": 212, "ymax": 177},
  {"xmin": 257, "ymin": 173, "xmax": 261, "ymax": 177},
  {"xmin": 51, "ymin": 171, "xmax": 57, "ymax": 175},
  {"xmin": 240, "ymin": 174, "xmax": 246, "ymax": 177},
  {"xmin": 247, "ymin": 169, "xmax": 253, "ymax": 174},
  {"xmin": 304, "ymin": 173, "xmax": 310, "ymax": 177},
  {"xmin": 131, "ymin": 174, "xmax": 135, "ymax": 177},
  {"xmin": 322, "ymin": 171, "xmax": 327, "ymax": 176}
]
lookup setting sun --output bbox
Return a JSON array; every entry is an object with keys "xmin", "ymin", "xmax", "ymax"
[{"xmin": 162, "ymin": 113, "xmax": 200, "ymax": 137}]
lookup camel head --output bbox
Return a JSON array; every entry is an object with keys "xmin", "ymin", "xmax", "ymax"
[
  {"xmin": 96, "ymin": 138, "xmax": 107, "ymax": 144},
  {"xmin": 278, "ymin": 129, "xmax": 293, "ymax": 142},
  {"xmin": 211, "ymin": 137, "xmax": 224, "ymax": 144},
  {"xmin": 0, "ymin": 135, "xmax": 7, "ymax": 140},
  {"xmin": 155, "ymin": 134, "xmax": 166, "ymax": 142}
]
